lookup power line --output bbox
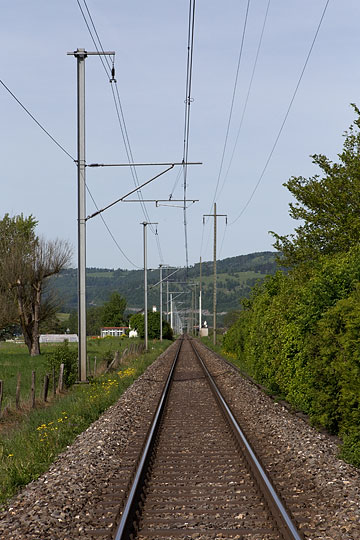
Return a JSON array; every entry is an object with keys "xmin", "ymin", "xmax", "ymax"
[
  {"xmin": 1, "ymin": 52, "xmax": 139, "ymax": 270},
  {"xmin": 0, "ymin": 78, "xmax": 75, "ymax": 161},
  {"xmin": 86, "ymin": 182, "xmax": 141, "ymax": 269},
  {"xmin": 76, "ymin": 0, "xmax": 165, "ymax": 261},
  {"xmin": 217, "ymin": 0, "xmax": 270, "ymax": 202},
  {"xmin": 218, "ymin": 222, "xmax": 228, "ymax": 259},
  {"xmin": 182, "ymin": 0, "xmax": 196, "ymax": 269},
  {"xmin": 210, "ymin": 0, "xmax": 251, "ymax": 210},
  {"xmin": 230, "ymin": 0, "xmax": 330, "ymax": 225}
]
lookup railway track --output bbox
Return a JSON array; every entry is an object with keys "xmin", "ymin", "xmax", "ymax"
[{"xmin": 107, "ymin": 336, "xmax": 302, "ymax": 540}]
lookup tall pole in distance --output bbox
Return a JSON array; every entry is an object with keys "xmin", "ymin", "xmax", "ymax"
[
  {"xmin": 76, "ymin": 48, "xmax": 86, "ymax": 382},
  {"xmin": 166, "ymin": 279, "xmax": 169, "ymax": 322},
  {"xmin": 159, "ymin": 264, "xmax": 163, "ymax": 341},
  {"xmin": 199, "ymin": 256, "xmax": 202, "ymax": 334},
  {"xmin": 142, "ymin": 222, "xmax": 157, "ymax": 351},
  {"xmin": 143, "ymin": 222, "xmax": 148, "ymax": 351},
  {"xmin": 194, "ymin": 283, "xmax": 197, "ymax": 335},
  {"xmin": 203, "ymin": 204, "xmax": 227, "ymax": 346},
  {"xmin": 213, "ymin": 202, "xmax": 217, "ymax": 345},
  {"xmin": 170, "ymin": 293, "xmax": 173, "ymax": 330}
]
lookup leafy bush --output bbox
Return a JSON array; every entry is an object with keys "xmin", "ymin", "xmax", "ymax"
[
  {"xmin": 223, "ymin": 248, "xmax": 360, "ymax": 467},
  {"xmin": 46, "ymin": 341, "xmax": 78, "ymax": 387}
]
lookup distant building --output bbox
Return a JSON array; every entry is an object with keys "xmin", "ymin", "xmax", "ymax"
[{"xmin": 100, "ymin": 327, "xmax": 129, "ymax": 338}]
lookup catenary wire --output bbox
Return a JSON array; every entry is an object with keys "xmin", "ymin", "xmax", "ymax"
[
  {"xmin": 182, "ymin": 0, "xmax": 196, "ymax": 269},
  {"xmin": 217, "ymin": 0, "xmax": 270, "ymax": 202},
  {"xmin": 0, "ymin": 79, "xmax": 75, "ymax": 161},
  {"xmin": 76, "ymin": 0, "xmax": 165, "ymax": 265},
  {"xmin": 200, "ymin": 0, "xmax": 250, "ymax": 263},
  {"xmin": 230, "ymin": 0, "xmax": 330, "ymax": 225},
  {"xmin": 210, "ymin": 0, "xmax": 251, "ymax": 211},
  {"xmin": 218, "ymin": 222, "xmax": 228, "ymax": 259},
  {"xmin": 85, "ymin": 181, "xmax": 141, "ymax": 269},
  {"xmin": 0, "ymin": 10, "xmax": 142, "ymax": 271},
  {"xmin": 76, "ymin": 0, "xmax": 164, "ymax": 264}
]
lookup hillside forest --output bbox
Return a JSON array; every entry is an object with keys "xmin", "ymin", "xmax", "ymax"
[{"xmin": 49, "ymin": 251, "xmax": 277, "ymax": 319}]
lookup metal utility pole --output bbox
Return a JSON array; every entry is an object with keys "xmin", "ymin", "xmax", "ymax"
[
  {"xmin": 170, "ymin": 293, "xmax": 173, "ymax": 330},
  {"xmin": 199, "ymin": 256, "xmax": 202, "ymax": 334},
  {"xmin": 203, "ymin": 203, "xmax": 227, "ymax": 345},
  {"xmin": 166, "ymin": 280, "xmax": 169, "ymax": 322},
  {"xmin": 191, "ymin": 288, "xmax": 195, "ymax": 336},
  {"xmin": 159, "ymin": 264, "xmax": 163, "ymax": 341},
  {"xmin": 142, "ymin": 222, "xmax": 157, "ymax": 351},
  {"xmin": 68, "ymin": 47, "xmax": 114, "ymax": 382}
]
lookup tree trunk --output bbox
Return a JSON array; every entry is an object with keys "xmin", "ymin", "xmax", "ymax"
[
  {"xmin": 17, "ymin": 281, "xmax": 41, "ymax": 356},
  {"xmin": 30, "ymin": 284, "xmax": 41, "ymax": 356},
  {"xmin": 30, "ymin": 333, "xmax": 40, "ymax": 356}
]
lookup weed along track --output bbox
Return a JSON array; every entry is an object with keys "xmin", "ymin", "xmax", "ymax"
[
  {"xmin": 0, "ymin": 338, "xmax": 358, "ymax": 540},
  {"xmin": 111, "ymin": 336, "xmax": 302, "ymax": 540}
]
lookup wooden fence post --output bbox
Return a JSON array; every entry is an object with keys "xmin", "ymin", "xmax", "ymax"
[
  {"xmin": 52, "ymin": 366, "xmax": 56, "ymax": 397},
  {"xmin": 94, "ymin": 356, "xmax": 97, "ymax": 377},
  {"xmin": 16, "ymin": 372, "xmax": 21, "ymax": 409},
  {"xmin": 31, "ymin": 371, "xmax": 36, "ymax": 408},
  {"xmin": 57, "ymin": 363, "xmax": 64, "ymax": 393},
  {"xmin": 0, "ymin": 380, "xmax": 3, "ymax": 417},
  {"xmin": 43, "ymin": 374, "xmax": 49, "ymax": 402}
]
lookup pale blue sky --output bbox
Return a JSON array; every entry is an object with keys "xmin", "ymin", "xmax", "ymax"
[{"xmin": 1, "ymin": 1, "xmax": 360, "ymax": 270}]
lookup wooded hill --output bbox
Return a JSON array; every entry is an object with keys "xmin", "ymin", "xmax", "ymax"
[{"xmin": 49, "ymin": 251, "xmax": 277, "ymax": 315}]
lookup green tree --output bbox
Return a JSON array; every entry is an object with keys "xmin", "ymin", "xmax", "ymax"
[
  {"xmin": 0, "ymin": 214, "xmax": 72, "ymax": 356},
  {"xmin": 271, "ymin": 105, "xmax": 360, "ymax": 267},
  {"xmin": 101, "ymin": 292, "xmax": 127, "ymax": 327},
  {"xmin": 129, "ymin": 311, "xmax": 173, "ymax": 340},
  {"xmin": 88, "ymin": 305, "xmax": 104, "ymax": 336}
]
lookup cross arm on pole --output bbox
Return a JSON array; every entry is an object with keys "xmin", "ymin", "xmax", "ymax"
[
  {"xmin": 85, "ymin": 165, "xmax": 175, "ymax": 221},
  {"xmin": 87, "ymin": 161, "xmax": 202, "ymax": 167}
]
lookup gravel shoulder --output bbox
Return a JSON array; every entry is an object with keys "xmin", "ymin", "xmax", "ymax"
[
  {"xmin": 197, "ymin": 342, "xmax": 360, "ymax": 540},
  {"xmin": 0, "ymin": 338, "xmax": 358, "ymax": 540}
]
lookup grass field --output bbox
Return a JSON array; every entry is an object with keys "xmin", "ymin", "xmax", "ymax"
[
  {"xmin": 0, "ymin": 337, "xmax": 147, "ymax": 411},
  {"xmin": 0, "ymin": 337, "xmax": 172, "ymax": 506}
]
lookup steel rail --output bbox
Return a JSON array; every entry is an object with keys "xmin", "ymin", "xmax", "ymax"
[
  {"xmin": 189, "ymin": 338, "xmax": 303, "ymax": 540},
  {"xmin": 113, "ymin": 338, "xmax": 183, "ymax": 540}
]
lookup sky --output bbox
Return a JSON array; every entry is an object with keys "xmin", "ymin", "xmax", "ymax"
[{"xmin": 1, "ymin": 0, "xmax": 360, "ymax": 271}]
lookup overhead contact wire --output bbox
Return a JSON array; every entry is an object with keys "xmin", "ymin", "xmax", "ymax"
[
  {"xmin": 76, "ymin": 0, "xmax": 164, "ymax": 262},
  {"xmin": 230, "ymin": 0, "xmax": 330, "ymax": 225},
  {"xmin": 218, "ymin": 0, "xmax": 270, "ymax": 201},
  {"xmin": 0, "ymin": 79, "xmax": 75, "ymax": 161},
  {"xmin": 85, "ymin": 182, "xmax": 141, "ymax": 269},
  {"xmin": 210, "ymin": 0, "xmax": 251, "ymax": 210},
  {"xmin": 182, "ymin": 0, "xmax": 196, "ymax": 269}
]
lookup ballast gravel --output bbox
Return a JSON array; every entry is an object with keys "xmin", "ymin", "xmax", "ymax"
[{"xmin": 0, "ymin": 338, "xmax": 359, "ymax": 540}]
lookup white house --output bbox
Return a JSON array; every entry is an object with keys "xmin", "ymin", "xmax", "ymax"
[{"xmin": 100, "ymin": 327, "xmax": 129, "ymax": 338}]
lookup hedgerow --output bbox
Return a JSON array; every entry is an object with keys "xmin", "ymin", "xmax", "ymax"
[{"xmin": 223, "ymin": 248, "xmax": 360, "ymax": 467}]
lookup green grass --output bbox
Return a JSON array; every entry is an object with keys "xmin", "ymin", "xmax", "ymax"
[
  {"xmin": 0, "ymin": 343, "xmax": 49, "ymax": 409},
  {"xmin": 0, "ymin": 337, "xmax": 147, "ymax": 410},
  {"xmin": 0, "ymin": 338, "xmax": 172, "ymax": 506},
  {"xmin": 56, "ymin": 312, "xmax": 70, "ymax": 322}
]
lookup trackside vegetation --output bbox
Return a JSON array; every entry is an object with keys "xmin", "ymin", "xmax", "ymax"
[
  {"xmin": 223, "ymin": 107, "xmax": 360, "ymax": 468},
  {"xmin": 0, "ymin": 338, "xmax": 172, "ymax": 506}
]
